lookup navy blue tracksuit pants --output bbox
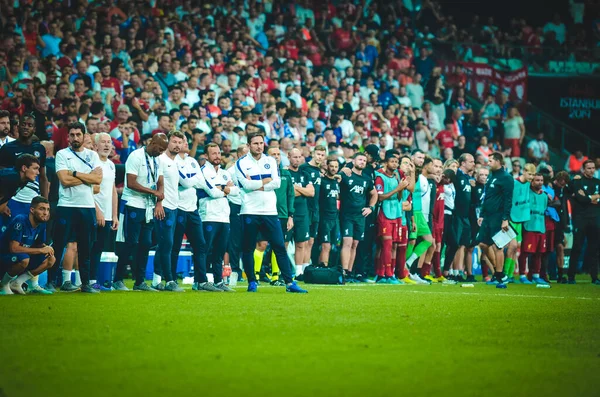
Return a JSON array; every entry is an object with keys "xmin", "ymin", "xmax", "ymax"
[
  {"xmin": 203, "ymin": 221, "xmax": 230, "ymax": 284},
  {"xmin": 241, "ymin": 214, "xmax": 293, "ymax": 284},
  {"xmin": 171, "ymin": 209, "xmax": 207, "ymax": 283}
]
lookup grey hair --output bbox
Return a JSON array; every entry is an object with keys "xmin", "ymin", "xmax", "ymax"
[{"xmin": 94, "ymin": 132, "xmax": 111, "ymax": 144}]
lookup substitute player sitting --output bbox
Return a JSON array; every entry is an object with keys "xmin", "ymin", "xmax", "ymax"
[{"xmin": 0, "ymin": 196, "xmax": 55, "ymax": 295}]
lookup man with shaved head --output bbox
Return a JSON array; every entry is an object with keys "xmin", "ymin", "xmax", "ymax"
[
  {"xmin": 115, "ymin": 133, "xmax": 167, "ymax": 291},
  {"xmin": 287, "ymin": 147, "xmax": 315, "ymax": 279}
]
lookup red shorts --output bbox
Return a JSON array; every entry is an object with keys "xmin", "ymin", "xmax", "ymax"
[
  {"xmin": 398, "ymin": 224, "xmax": 408, "ymax": 245},
  {"xmin": 377, "ymin": 212, "xmax": 401, "ymax": 242},
  {"xmin": 545, "ymin": 229, "xmax": 555, "ymax": 252},
  {"xmin": 504, "ymin": 138, "xmax": 521, "ymax": 158},
  {"xmin": 433, "ymin": 227, "xmax": 444, "ymax": 244},
  {"xmin": 522, "ymin": 231, "xmax": 546, "ymax": 253}
]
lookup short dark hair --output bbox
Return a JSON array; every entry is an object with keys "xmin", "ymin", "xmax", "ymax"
[
  {"xmin": 555, "ymin": 171, "xmax": 570, "ymax": 183},
  {"xmin": 0, "ymin": 110, "xmax": 10, "ymax": 119},
  {"xmin": 68, "ymin": 121, "xmax": 86, "ymax": 134},
  {"xmin": 247, "ymin": 131, "xmax": 265, "ymax": 144},
  {"xmin": 326, "ymin": 155, "xmax": 339, "ymax": 166},
  {"xmin": 422, "ymin": 156, "xmax": 433, "ymax": 168},
  {"xmin": 583, "ymin": 159, "xmax": 595, "ymax": 169},
  {"xmin": 353, "ymin": 152, "xmax": 367, "ymax": 160},
  {"xmin": 31, "ymin": 195, "xmax": 49, "ymax": 208},
  {"xmin": 204, "ymin": 142, "xmax": 220, "ymax": 153},
  {"xmin": 15, "ymin": 154, "xmax": 40, "ymax": 171},
  {"xmin": 489, "ymin": 152, "xmax": 504, "ymax": 163}
]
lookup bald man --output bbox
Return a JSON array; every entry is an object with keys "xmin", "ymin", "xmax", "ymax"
[
  {"xmin": 115, "ymin": 134, "xmax": 168, "ymax": 291},
  {"xmin": 287, "ymin": 148, "xmax": 315, "ymax": 279}
]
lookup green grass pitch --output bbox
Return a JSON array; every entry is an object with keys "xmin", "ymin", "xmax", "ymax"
[{"xmin": 0, "ymin": 280, "xmax": 598, "ymax": 397}]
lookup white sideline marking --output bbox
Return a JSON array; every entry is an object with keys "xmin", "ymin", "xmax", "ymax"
[{"xmin": 303, "ymin": 285, "xmax": 600, "ymax": 301}]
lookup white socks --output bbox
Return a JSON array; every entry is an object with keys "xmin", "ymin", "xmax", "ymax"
[
  {"xmin": 31, "ymin": 275, "xmax": 40, "ymax": 288},
  {"xmin": 14, "ymin": 271, "xmax": 33, "ymax": 286},
  {"xmin": 406, "ymin": 253, "xmax": 418, "ymax": 267},
  {"xmin": 296, "ymin": 265, "xmax": 303, "ymax": 275},
  {"xmin": 152, "ymin": 273, "xmax": 162, "ymax": 286},
  {"xmin": 62, "ymin": 269, "xmax": 71, "ymax": 285},
  {"xmin": 74, "ymin": 270, "xmax": 81, "ymax": 286}
]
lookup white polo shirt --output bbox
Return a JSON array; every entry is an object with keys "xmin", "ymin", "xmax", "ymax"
[
  {"xmin": 94, "ymin": 157, "xmax": 116, "ymax": 221},
  {"xmin": 121, "ymin": 147, "xmax": 163, "ymax": 210},
  {"xmin": 55, "ymin": 147, "xmax": 100, "ymax": 208},
  {"xmin": 158, "ymin": 152, "xmax": 180, "ymax": 211}
]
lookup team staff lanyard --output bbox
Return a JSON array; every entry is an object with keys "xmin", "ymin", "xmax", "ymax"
[
  {"xmin": 145, "ymin": 152, "xmax": 158, "ymax": 187},
  {"xmin": 69, "ymin": 148, "xmax": 94, "ymax": 170}
]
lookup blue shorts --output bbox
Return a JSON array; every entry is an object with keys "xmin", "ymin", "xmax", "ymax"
[{"xmin": 0, "ymin": 253, "xmax": 47, "ymax": 270}]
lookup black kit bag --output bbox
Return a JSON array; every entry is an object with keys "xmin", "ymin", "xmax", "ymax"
[{"xmin": 303, "ymin": 265, "xmax": 344, "ymax": 285}]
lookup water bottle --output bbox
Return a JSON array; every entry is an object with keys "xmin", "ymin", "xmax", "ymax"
[{"xmin": 536, "ymin": 284, "xmax": 551, "ymax": 289}]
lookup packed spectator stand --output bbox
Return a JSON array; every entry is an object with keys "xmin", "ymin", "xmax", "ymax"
[{"xmin": 0, "ymin": 0, "xmax": 598, "ymax": 293}]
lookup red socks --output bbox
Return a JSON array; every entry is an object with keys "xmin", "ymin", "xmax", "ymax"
[
  {"xmin": 380, "ymin": 239, "xmax": 393, "ymax": 277},
  {"xmin": 395, "ymin": 245, "xmax": 408, "ymax": 279},
  {"xmin": 432, "ymin": 251, "xmax": 442, "ymax": 278},
  {"xmin": 420, "ymin": 263, "xmax": 432, "ymax": 278}
]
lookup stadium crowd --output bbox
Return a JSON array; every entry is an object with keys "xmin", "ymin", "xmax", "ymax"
[{"xmin": 0, "ymin": 0, "xmax": 599, "ymax": 295}]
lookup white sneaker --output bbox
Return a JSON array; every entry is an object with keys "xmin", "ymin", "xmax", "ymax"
[
  {"xmin": 410, "ymin": 273, "xmax": 430, "ymax": 285},
  {"xmin": 10, "ymin": 281, "xmax": 26, "ymax": 295}
]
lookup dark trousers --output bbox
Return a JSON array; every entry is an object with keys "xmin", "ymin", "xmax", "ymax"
[
  {"xmin": 203, "ymin": 221, "xmax": 230, "ymax": 283},
  {"xmin": 52, "ymin": 206, "xmax": 97, "ymax": 285},
  {"xmin": 241, "ymin": 214, "xmax": 293, "ymax": 284},
  {"xmin": 355, "ymin": 212, "xmax": 376, "ymax": 277},
  {"xmin": 568, "ymin": 216, "xmax": 600, "ymax": 281},
  {"xmin": 171, "ymin": 209, "xmax": 207, "ymax": 283},
  {"xmin": 116, "ymin": 206, "xmax": 153, "ymax": 285},
  {"xmin": 443, "ymin": 213, "xmax": 457, "ymax": 272},
  {"xmin": 227, "ymin": 203, "xmax": 243, "ymax": 276},
  {"xmin": 90, "ymin": 221, "xmax": 112, "ymax": 282},
  {"xmin": 153, "ymin": 208, "xmax": 177, "ymax": 282},
  {"xmin": 46, "ymin": 201, "xmax": 59, "ymax": 285}
]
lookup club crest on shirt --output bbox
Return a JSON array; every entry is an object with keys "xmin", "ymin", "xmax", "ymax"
[
  {"xmin": 14, "ymin": 222, "xmax": 22, "ymax": 231},
  {"xmin": 264, "ymin": 163, "xmax": 270, "ymax": 169},
  {"xmin": 34, "ymin": 151, "xmax": 40, "ymax": 158}
]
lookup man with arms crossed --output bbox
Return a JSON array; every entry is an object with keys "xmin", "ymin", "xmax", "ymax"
[
  {"xmin": 197, "ymin": 143, "xmax": 238, "ymax": 292},
  {"xmin": 288, "ymin": 148, "xmax": 315, "ymax": 279},
  {"xmin": 53, "ymin": 123, "xmax": 102, "ymax": 293},
  {"xmin": 235, "ymin": 132, "xmax": 306, "ymax": 293},
  {"xmin": 254, "ymin": 145, "xmax": 295, "ymax": 286},
  {"xmin": 300, "ymin": 145, "xmax": 325, "ymax": 268}
]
